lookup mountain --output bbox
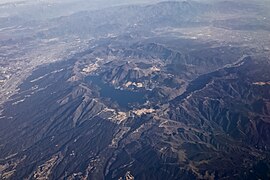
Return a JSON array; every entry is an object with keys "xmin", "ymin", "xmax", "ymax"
[{"xmin": 0, "ymin": 0, "xmax": 270, "ymax": 179}]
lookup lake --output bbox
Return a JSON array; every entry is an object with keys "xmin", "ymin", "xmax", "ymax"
[{"xmin": 87, "ymin": 76, "xmax": 146, "ymax": 108}]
